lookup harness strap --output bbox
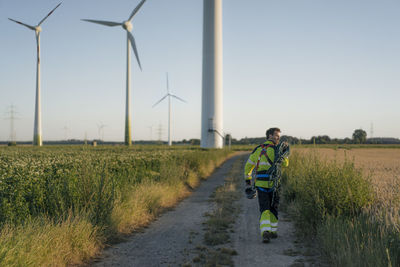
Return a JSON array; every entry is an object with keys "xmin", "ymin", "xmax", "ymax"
[
  {"xmin": 256, "ymin": 174, "xmax": 270, "ymax": 178},
  {"xmin": 255, "ymin": 144, "xmax": 274, "ymax": 173},
  {"xmin": 256, "ymin": 186, "xmax": 274, "ymax": 193}
]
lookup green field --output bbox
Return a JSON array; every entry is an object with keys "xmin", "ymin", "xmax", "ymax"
[{"xmin": 0, "ymin": 145, "xmax": 233, "ymax": 266}]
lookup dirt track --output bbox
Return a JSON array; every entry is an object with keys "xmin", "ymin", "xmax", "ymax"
[
  {"xmin": 92, "ymin": 153, "xmax": 317, "ymax": 266},
  {"xmin": 233, "ymin": 180, "xmax": 308, "ymax": 266}
]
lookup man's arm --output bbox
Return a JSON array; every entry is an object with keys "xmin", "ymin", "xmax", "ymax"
[{"xmin": 244, "ymin": 152, "xmax": 258, "ymax": 185}]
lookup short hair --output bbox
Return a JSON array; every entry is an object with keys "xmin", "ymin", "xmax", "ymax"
[{"xmin": 266, "ymin": 127, "xmax": 281, "ymax": 138}]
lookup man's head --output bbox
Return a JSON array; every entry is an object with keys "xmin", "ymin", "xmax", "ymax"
[{"xmin": 266, "ymin": 127, "xmax": 281, "ymax": 145}]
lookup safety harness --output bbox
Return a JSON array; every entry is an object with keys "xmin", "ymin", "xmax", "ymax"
[
  {"xmin": 247, "ymin": 142, "xmax": 290, "ymax": 206},
  {"xmin": 254, "ymin": 144, "xmax": 276, "ymax": 193}
]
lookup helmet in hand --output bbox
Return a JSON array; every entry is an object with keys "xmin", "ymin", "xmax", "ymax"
[{"xmin": 245, "ymin": 187, "xmax": 257, "ymax": 199}]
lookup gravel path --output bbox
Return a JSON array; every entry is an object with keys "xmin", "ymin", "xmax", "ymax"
[
  {"xmin": 92, "ymin": 153, "xmax": 245, "ymax": 267},
  {"xmin": 232, "ymin": 186, "xmax": 308, "ymax": 266},
  {"xmin": 91, "ymin": 152, "xmax": 318, "ymax": 266}
]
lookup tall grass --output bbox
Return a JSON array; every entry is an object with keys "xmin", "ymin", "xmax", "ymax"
[
  {"xmin": 282, "ymin": 150, "xmax": 400, "ymax": 266},
  {"xmin": 0, "ymin": 215, "xmax": 102, "ymax": 267},
  {"xmin": 0, "ymin": 146, "xmax": 233, "ymax": 266}
]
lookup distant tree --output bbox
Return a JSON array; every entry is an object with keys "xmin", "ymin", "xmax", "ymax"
[
  {"xmin": 311, "ymin": 136, "xmax": 317, "ymax": 145},
  {"xmin": 281, "ymin": 135, "xmax": 299, "ymax": 144},
  {"xmin": 225, "ymin": 134, "xmax": 232, "ymax": 146},
  {"xmin": 352, "ymin": 129, "xmax": 367, "ymax": 144},
  {"xmin": 310, "ymin": 135, "xmax": 331, "ymax": 144},
  {"xmin": 189, "ymin": 139, "xmax": 200, "ymax": 145},
  {"xmin": 320, "ymin": 135, "xmax": 331, "ymax": 144},
  {"xmin": 343, "ymin": 137, "xmax": 352, "ymax": 144},
  {"xmin": 331, "ymin": 138, "xmax": 339, "ymax": 144}
]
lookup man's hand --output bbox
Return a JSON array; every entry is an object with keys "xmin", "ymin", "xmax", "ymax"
[{"xmin": 281, "ymin": 141, "xmax": 289, "ymax": 149}]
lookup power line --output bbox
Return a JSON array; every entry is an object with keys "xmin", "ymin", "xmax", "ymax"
[
  {"xmin": 370, "ymin": 122, "xmax": 374, "ymax": 138},
  {"xmin": 63, "ymin": 125, "xmax": 69, "ymax": 140},
  {"xmin": 157, "ymin": 123, "xmax": 163, "ymax": 142},
  {"xmin": 4, "ymin": 105, "xmax": 19, "ymax": 142}
]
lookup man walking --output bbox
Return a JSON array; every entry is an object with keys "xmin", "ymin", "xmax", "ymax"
[{"xmin": 244, "ymin": 127, "xmax": 289, "ymax": 243}]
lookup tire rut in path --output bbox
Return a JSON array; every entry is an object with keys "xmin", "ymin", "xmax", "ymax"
[{"xmin": 92, "ymin": 153, "xmax": 246, "ymax": 267}]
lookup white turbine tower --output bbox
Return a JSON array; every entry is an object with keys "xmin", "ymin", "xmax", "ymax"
[
  {"xmin": 201, "ymin": 0, "xmax": 223, "ymax": 148},
  {"xmin": 153, "ymin": 73, "xmax": 186, "ymax": 146},
  {"xmin": 9, "ymin": 3, "xmax": 62, "ymax": 146},
  {"xmin": 82, "ymin": 0, "xmax": 146, "ymax": 146}
]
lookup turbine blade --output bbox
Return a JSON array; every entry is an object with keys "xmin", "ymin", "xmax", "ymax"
[
  {"xmin": 38, "ymin": 2, "xmax": 62, "ymax": 26},
  {"xmin": 171, "ymin": 95, "xmax": 187, "ymax": 103},
  {"xmin": 127, "ymin": 32, "xmax": 142, "ymax": 71},
  {"xmin": 81, "ymin": 19, "xmax": 122, "ymax": 27},
  {"xmin": 128, "ymin": 0, "xmax": 147, "ymax": 21},
  {"xmin": 8, "ymin": 18, "xmax": 35, "ymax": 30},
  {"xmin": 152, "ymin": 94, "xmax": 168, "ymax": 108},
  {"xmin": 166, "ymin": 73, "xmax": 170, "ymax": 93}
]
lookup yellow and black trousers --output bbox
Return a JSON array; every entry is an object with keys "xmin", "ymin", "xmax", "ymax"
[{"xmin": 257, "ymin": 186, "xmax": 279, "ymax": 236}]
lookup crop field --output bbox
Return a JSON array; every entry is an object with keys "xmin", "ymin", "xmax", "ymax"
[
  {"xmin": 283, "ymin": 146, "xmax": 400, "ymax": 266},
  {"xmin": 294, "ymin": 147, "xmax": 400, "ymax": 206},
  {"xmin": 0, "ymin": 145, "xmax": 233, "ymax": 266}
]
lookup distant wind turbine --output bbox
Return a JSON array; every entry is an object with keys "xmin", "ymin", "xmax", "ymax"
[
  {"xmin": 82, "ymin": 0, "xmax": 147, "ymax": 146},
  {"xmin": 9, "ymin": 3, "xmax": 62, "ymax": 146},
  {"xmin": 97, "ymin": 122, "xmax": 107, "ymax": 141},
  {"xmin": 153, "ymin": 73, "xmax": 186, "ymax": 146}
]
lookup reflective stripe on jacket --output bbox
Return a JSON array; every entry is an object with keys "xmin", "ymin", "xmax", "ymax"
[{"xmin": 244, "ymin": 140, "xmax": 289, "ymax": 188}]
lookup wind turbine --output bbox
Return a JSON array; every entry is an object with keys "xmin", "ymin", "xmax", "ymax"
[
  {"xmin": 201, "ymin": 0, "xmax": 223, "ymax": 148},
  {"xmin": 153, "ymin": 73, "xmax": 186, "ymax": 146},
  {"xmin": 97, "ymin": 122, "xmax": 107, "ymax": 141},
  {"xmin": 82, "ymin": 0, "xmax": 147, "ymax": 146},
  {"xmin": 9, "ymin": 3, "xmax": 62, "ymax": 146}
]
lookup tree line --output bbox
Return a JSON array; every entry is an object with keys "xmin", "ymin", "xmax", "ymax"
[
  {"xmin": 2, "ymin": 129, "xmax": 399, "ymax": 146},
  {"xmin": 226, "ymin": 129, "xmax": 400, "ymax": 145}
]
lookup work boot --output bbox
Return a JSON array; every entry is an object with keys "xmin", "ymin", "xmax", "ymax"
[
  {"xmin": 270, "ymin": 232, "xmax": 278, "ymax": 239},
  {"xmin": 262, "ymin": 231, "xmax": 271, "ymax": 243}
]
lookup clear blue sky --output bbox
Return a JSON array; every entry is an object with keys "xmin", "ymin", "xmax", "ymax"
[{"xmin": 0, "ymin": 0, "xmax": 399, "ymax": 142}]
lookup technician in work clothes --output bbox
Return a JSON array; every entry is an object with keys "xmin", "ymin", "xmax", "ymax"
[{"xmin": 244, "ymin": 127, "xmax": 289, "ymax": 243}]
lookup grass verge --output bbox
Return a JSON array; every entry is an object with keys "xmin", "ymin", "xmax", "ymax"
[
  {"xmin": 282, "ymin": 150, "xmax": 400, "ymax": 266},
  {"xmin": 0, "ymin": 214, "xmax": 102, "ymax": 267}
]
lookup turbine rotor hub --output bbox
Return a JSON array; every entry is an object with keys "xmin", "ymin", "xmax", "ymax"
[
  {"xmin": 122, "ymin": 21, "xmax": 133, "ymax": 31},
  {"xmin": 35, "ymin": 26, "xmax": 42, "ymax": 34}
]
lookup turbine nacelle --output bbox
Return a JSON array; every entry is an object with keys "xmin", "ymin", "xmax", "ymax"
[
  {"xmin": 9, "ymin": 2, "xmax": 61, "ymax": 35},
  {"xmin": 123, "ymin": 21, "xmax": 133, "ymax": 32},
  {"xmin": 35, "ymin": 26, "xmax": 42, "ymax": 34}
]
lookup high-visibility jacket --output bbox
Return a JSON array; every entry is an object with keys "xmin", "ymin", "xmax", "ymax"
[{"xmin": 244, "ymin": 140, "xmax": 289, "ymax": 189}]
